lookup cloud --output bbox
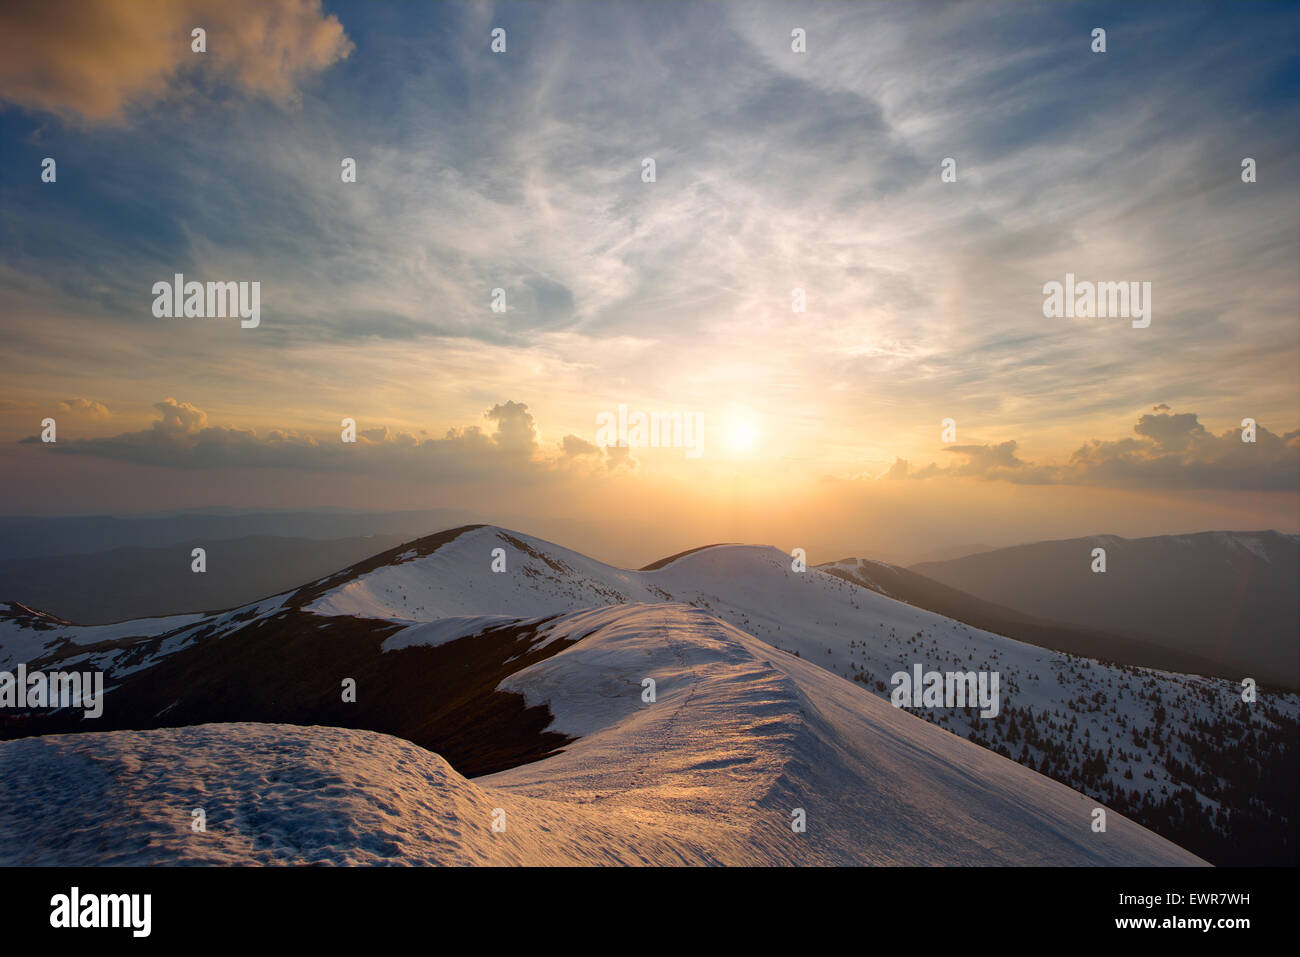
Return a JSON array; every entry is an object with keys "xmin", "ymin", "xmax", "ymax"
[
  {"xmin": 561, "ymin": 434, "xmax": 600, "ymax": 458},
  {"xmin": 886, "ymin": 411, "xmax": 1300, "ymax": 490},
  {"xmin": 940, "ymin": 440, "xmax": 1036, "ymax": 480},
  {"xmin": 151, "ymin": 397, "xmax": 205, "ymax": 434},
  {"xmin": 1061, "ymin": 413, "xmax": 1299, "ymax": 490},
  {"xmin": 0, "ymin": 0, "xmax": 352, "ymax": 124},
  {"xmin": 483, "ymin": 401, "xmax": 539, "ymax": 458},
  {"xmin": 18, "ymin": 397, "xmax": 582, "ymax": 482},
  {"xmin": 884, "ymin": 457, "xmax": 916, "ymax": 480},
  {"xmin": 1131, "ymin": 411, "xmax": 1205, "ymax": 452},
  {"xmin": 603, "ymin": 445, "xmax": 637, "ymax": 473},
  {"xmin": 558, "ymin": 432, "xmax": 640, "ymax": 473},
  {"xmin": 57, "ymin": 398, "xmax": 111, "ymax": 420}
]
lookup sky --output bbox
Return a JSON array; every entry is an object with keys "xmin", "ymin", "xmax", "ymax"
[{"xmin": 1, "ymin": 0, "xmax": 1297, "ymax": 566}]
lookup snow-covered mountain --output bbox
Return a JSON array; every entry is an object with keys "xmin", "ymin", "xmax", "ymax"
[
  {"xmin": 2, "ymin": 602, "xmax": 1199, "ymax": 865},
  {"xmin": 2, "ymin": 524, "xmax": 1291, "ymax": 864}
]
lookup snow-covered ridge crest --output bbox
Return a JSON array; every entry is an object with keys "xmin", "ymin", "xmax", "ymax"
[
  {"xmin": 1, "ymin": 601, "xmax": 1207, "ymax": 866},
  {"xmin": 485, "ymin": 602, "xmax": 1202, "ymax": 865}
]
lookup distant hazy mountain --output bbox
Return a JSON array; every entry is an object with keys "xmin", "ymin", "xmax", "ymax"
[
  {"xmin": 3, "ymin": 525, "xmax": 1294, "ymax": 863},
  {"xmin": 0, "ymin": 508, "xmax": 475, "ymax": 561},
  {"xmin": 0, "ymin": 535, "xmax": 406, "ymax": 623},
  {"xmin": 911, "ymin": 531, "xmax": 1300, "ymax": 689},
  {"xmin": 817, "ymin": 557, "xmax": 1229, "ymax": 679},
  {"xmin": 904, "ymin": 543, "xmax": 999, "ymax": 565}
]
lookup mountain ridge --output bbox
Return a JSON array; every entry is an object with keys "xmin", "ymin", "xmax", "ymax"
[{"xmin": 2, "ymin": 523, "xmax": 1294, "ymax": 864}]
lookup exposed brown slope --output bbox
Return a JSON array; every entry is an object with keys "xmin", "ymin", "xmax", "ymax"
[{"xmin": 1, "ymin": 607, "xmax": 577, "ymax": 778}]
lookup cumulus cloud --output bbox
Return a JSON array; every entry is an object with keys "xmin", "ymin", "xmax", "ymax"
[
  {"xmin": 57, "ymin": 398, "xmax": 111, "ymax": 420},
  {"xmin": 0, "ymin": 0, "xmax": 352, "ymax": 123},
  {"xmin": 1131, "ymin": 411, "xmax": 1205, "ymax": 452},
  {"xmin": 556, "ymin": 432, "xmax": 642, "ymax": 473},
  {"xmin": 884, "ymin": 458, "xmax": 912, "ymax": 480},
  {"xmin": 560, "ymin": 434, "xmax": 600, "ymax": 458},
  {"xmin": 151, "ymin": 397, "xmax": 206, "ymax": 434},
  {"xmin": 483, "ymin": 401, "xmax": 539, "ymax": 458},
  {"xmin": 885, "ymin": 441, "xmax": 1042, "ymax": 482},
  {"xmin": 1061, "ymin": 413, "xmax": 1298, "ymax": 490},
  {"xmin": 18, "ymin": 397, "xmax": 579, "ymax": 482},
  {"xmin": 942, "ymin": 441, "xmax": 1034, "ymax": 480},
  {"xmin": 603, "ymin": 445, "xmax": 637, "ymax": 473},
  {"xmin": 885, "ymin": 411, "xmax": 1300, "ymax": 490}
]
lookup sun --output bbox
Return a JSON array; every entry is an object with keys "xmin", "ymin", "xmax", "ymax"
[{"xmin": 723, "ymin": 417, "xmax": 760, "ymax": 455}]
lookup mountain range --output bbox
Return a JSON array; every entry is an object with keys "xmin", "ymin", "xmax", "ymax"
[{"xmin": 2, "ymin": 524, "xmax": 1295, "ymax": 865}]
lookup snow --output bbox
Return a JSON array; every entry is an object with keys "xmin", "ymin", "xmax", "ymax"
[
  {"xmin": 299, "ymin": 526, "xmax": 1300, "ymax": 815},
  {"xmin": 0, "ymin": 612, "xmax": 205, "ymax": 671},
  {"xmin": 489, "ymin": 603, "xmax": 1203, "ymax": 865},
  {"xmin": 0, "ymin": 594, "xmax": 293, "ymax": 690},
  {"xmin": 382, "ymin": 614, "xmax": 532, "ymax": 652},
  {"xmin": 304, "ymin": 526, "xmax": 659, "ymax": 620},
  {"xmin": 0, "ymin": 604, "xmax": 1204, "ymax": 865},
  {"xmin": 0, "ymin": 524, "xmax": 1271, "ymax": 864},
  {"xmin": 1210, "ymin": 530, "xmax": 1288, "ymax": 562}
]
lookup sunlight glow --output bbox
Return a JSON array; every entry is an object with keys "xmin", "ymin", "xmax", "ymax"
[{"xmin": 724, "ymin": 417, "xmax": 760, "ymax": 455}]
